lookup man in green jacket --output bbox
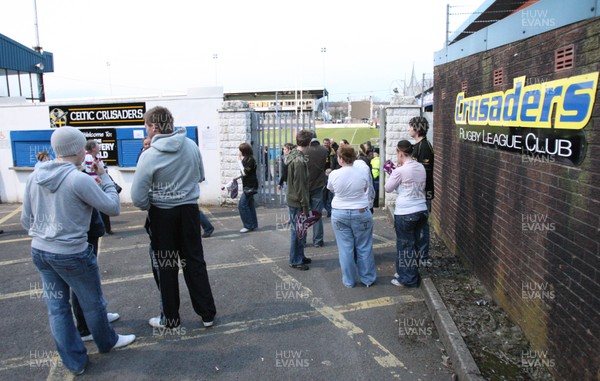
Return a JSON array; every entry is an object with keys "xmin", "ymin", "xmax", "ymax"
[{"xmin": 286, "ymin": 130, "xmax": 313, "ymax": 270}]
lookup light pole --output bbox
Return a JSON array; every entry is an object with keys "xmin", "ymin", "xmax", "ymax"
[
  {"xmin": 33, "ymin": 0, "xmax": 45, "ymax": 102},
  {"xmin": 321, "ymin": 47, "xmax": 328, "ymax": 122},
  {"xmin": 213, "ymin": 53, "xmax": 218, "ymax": 86}
]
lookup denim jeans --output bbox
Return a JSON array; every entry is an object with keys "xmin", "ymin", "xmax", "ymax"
[
  {"xmin": 238, "ymin": 192, "xmax": 258, "ymax": 230},
  {"xmin": 331, "ymin": 209, "xmax": 377, "ymax": 287},
  {"xmin": 31, "ymin": 246, "xmax": 118, "ymax": 373},
  {"xmin": 323, "ymin": 188, "xmax": 333, "ymax": 216},
  {"xmin": 309, "ymin": 187, "xmax": 325, "ymax": 245},
  {"xmin": 288, "ymin": 207, "xmax": 307, "ymax": 265},
  {"xmin": 199, "ymin": 211, "xmax": 214, "ymax": 234},
  {"xmin": 394, "ymin": 211, "xmax": 430, "ymax": 287}
]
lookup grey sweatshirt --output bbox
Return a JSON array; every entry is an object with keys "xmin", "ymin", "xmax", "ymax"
[
  {"xmin": 131, "ymin": 127, "xmax": 205, "ymax": 210},
  {"xmin": 21, "ymin": 161, "xmax": 120, "ymax": 254}
]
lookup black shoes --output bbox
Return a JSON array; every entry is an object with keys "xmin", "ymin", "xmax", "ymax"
[
  {"xmin": 202, "ymin": 229, "xmax": 214, "ymax": 238},
  {"xmin": 289, "ymin": 263, "xmax": 309, "ymax": 271},
  {"xmin": 302, "ymin": 257, "xmax": 312, "ymax": 264}
]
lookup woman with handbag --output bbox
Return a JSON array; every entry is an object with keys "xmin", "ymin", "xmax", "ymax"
[
  {"xmin": 235, "ymin": 143, "xmax": 259, "ymax": 233},
  {"xmin": 83, "ymin": 140, "xmax": 115, "ymax": 234}
]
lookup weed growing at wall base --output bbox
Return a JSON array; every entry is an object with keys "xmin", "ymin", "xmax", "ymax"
[{"xmin": 521, "ymin": 350, "xmax": 555, "ymax": 369}]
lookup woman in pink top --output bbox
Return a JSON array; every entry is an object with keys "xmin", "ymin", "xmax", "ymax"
[{"xmin": 384, "ymin": 140, "xmax": 429, "ymax": 288}]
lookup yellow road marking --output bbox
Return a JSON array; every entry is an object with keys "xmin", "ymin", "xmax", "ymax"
[
  {"xmin": 0, "ymin": 295, "xmax": 419, "ymax": 372},
  {"xmin": 270, "ymin": 265, "xmax": 405, "ymax": 373},
  {"xmin": 0, "ymin": 206, "xmax": 21, "ymax": 225}
]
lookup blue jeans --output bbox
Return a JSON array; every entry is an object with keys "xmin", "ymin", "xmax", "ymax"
[
  {"xmin": 331, "ymin": 209, "xmax": 377, "ymax": 287},
  {"xmin": 323, "ymin": 188, "xmax": 333, "ymax": 216},
  {"xmin": 199, "ymin": 211, "xmax": 214, "ymax": 234},
  {"xmin": 288, "ymin": 207, "xmax": 307, "ymax": 265},
  {"xmin": 31, "ymin": 246, "xmax": 118, "ymax": 373},
  {"xmin": 394, "ymin": 211, "xmax": 430, "ymax": 287},
  {"xmin": 238, "ymin": 192, "xmax": 258, "ymax": 230},
  {"xmin": 309, "ymin": 187, "xmax": 325, "ymax": 245}
]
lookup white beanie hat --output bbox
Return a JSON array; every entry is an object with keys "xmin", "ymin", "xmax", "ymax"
[{"xmin": 51, "ymin": 127, "xmax": 86, "ymax": 157}]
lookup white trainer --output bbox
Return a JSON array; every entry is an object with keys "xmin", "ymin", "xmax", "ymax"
[
  {"xmin": 113, "ymin": 334, "xmax": 136, "ymax": 349},
  {"xmin": 107, "ymin": 312, "xmax": 120, "ymax": 323}
]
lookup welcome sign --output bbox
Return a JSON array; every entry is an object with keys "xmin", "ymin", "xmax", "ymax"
[{"xmin": 455, "ymin": 72, "xmax": 599, "ymax": 164}]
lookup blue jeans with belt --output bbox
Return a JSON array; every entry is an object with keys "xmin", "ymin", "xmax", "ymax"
[
  {"xmin": 331, "ymin": 208, "xmax": 377, "ymax": 287},
  {"xmin": 394, "ymin": 211, "xmax": 430, "ymax": 287},
  {"xmin": 31, "ymin": 245, "xmax": 119, "ymax": 373}
]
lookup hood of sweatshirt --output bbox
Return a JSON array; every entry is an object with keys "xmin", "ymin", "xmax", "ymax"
[
  {"xmin": 151, "ymin": 127, "xmax": 186, "ymax": 153},
  {"xmin": 33, "ymin": 161, "xmax": 78, "ymax": 193},
  {"xmin": 285, "ymin": 148, "xmax": 305, "ymax": 165}
]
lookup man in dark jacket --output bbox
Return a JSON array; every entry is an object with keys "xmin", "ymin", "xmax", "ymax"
[
  {"xmin": 306, "ymin": 136, "xmax": 329, "ymax": 247},
  {"xmin": 408, "ymin": 116, "xmax": 434, "ymax": 211},
  {"xmin": 286, "ymin": 130, "xmax": 313, "ymax": 270}
]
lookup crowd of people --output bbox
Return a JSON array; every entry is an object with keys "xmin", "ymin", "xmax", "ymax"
[
  {"xmin": 260, "ymin": 116, "xmax": 434, "ymax": 290},
  {"xmin": 20, "ymin": 106, "xmax": 433, "ymax": 375}
]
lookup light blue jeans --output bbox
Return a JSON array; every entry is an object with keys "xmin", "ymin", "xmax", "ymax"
[
  {"xmin": 331, "ymin": 209, "xmax": 377, "ymax": 287},
  {"xmin": 31, "ymin": 246, "xmax": 118, "ymax": 373}
]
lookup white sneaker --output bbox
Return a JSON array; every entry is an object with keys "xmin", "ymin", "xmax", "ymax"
[
  {"xmin": 148, "ymin": 316, "xmax": 165, "ymax": 328},
  {"xmin": 394, "ymin": 273, "xmax": 399, "ymax": 279},
  {"xmin": 202, "ymin": 319, "xmax": 214, "ymax": 328},
  {"xmin": 81, "ymin": 334, "xmax": 93, "ymax": 342},
  {"xmin": 113, "ymin": 334, "xmax": 136, "ymax": 349},
  {"xmin": 240, "ymin": 228, "xmax": 250, "ymax": 233},
  {"xmin": 107, "ymin": 312, "xmax": 120, "ymax": 323}
]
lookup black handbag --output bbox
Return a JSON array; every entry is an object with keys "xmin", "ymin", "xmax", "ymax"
[
  {"xmin": 88, "ymin": 208, "xmax": 105, "ymax": 237},
  {"xmin": 109, "ymin": 175, "xmax": 122, "ymax": 193}
]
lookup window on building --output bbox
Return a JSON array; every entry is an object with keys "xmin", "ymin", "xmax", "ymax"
[
  {"xmin": 6, "ymin": 70, "xmax": 21, "ymax": 97},
  {"xmin": 0, "ymin": 69, "xmax": 8, "ymax": 97}
]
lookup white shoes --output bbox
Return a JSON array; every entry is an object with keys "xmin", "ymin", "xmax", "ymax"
[
  {"xmin": 113, "ymin": 334, "xmax": 136, "ymax": 349},
  {"xmin": 148, "ymin": 316, "xmax": 165, "ymax": 328},
  {"xmin": 202, "ymin": 319, "xmax": 214, "ymax": 328},
  {"xmin": 107, "ymin": 312, "xmax": 120, "ymax": 323},
  {"xmin": 240, "ymin": 228, "xmax": 250, "ymax": 233},
  {"xmin": 80, "ymin": 312, "xmax": 120, "ymax": 342}
]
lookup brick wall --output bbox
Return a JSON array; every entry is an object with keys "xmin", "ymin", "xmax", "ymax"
[{"xmin": 432, "ymin": 17, "xmax": 600, "ymax": 380}]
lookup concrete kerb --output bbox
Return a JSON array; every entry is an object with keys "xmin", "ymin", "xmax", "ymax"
[{"xmin": 421, "ymin": 278, "xmax": 486, "ymax": 381}]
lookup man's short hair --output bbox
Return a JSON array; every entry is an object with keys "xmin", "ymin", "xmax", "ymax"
[
  {"xmin": 144, "ymin": 106, "xmax": 174, "ymax": 134},
  {"xmin": 409, "ymin": 116, "xmax": 429, "ymax": 137},
  {"xmin": 85, "ymin": 139, "xmax": 97, "ymax": 151},
  {"xmin": 296, "ymin": 130, "xmax": 313, "ymax": 147}
]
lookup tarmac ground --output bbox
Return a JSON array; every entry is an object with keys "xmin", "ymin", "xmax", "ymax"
[{"xmin": 0, "ymin": 203, "xmax": 455, "ymax": 381}]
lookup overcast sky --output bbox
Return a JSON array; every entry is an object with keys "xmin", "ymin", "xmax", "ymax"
[{"xmin": 2, "ymin": 0, "xmax": 481, "ymax": 102}]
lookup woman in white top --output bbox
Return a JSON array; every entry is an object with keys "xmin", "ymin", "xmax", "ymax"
[
  {"xmin": 327, "ymin": 145, "xmax": 377, "ymax": 288},
  {"xmin": 384, "ymin": 140, "xmax": 429, "ymax": 288}
]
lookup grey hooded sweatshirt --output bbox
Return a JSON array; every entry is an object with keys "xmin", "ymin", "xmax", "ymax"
[
  {"xmin": 21, "ymin": 161, "xmax": 120, "ymax": 254},
  {"xmin": 131, "ymin": 127, "xmax": 205, "ymax": 210}
]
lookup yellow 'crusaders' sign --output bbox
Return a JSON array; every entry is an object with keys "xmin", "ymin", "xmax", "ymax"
[{"xmin": 455, "ymin": 72, "xmax": 599, "ymax": 129}]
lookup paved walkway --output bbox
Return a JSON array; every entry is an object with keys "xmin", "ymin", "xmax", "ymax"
[{"xmin": 0, "ymin": 203, "xmax": 452, "ymax": 380}]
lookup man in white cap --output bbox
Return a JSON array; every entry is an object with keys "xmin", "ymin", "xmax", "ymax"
[{"xmin": 21, "ymin": 126, "xmax": 135, "ymax": 376}]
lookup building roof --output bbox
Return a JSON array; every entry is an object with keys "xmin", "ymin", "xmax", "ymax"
[
  {"xmin": 435, "ymin": 0, "xmax": 600, "ymax": 66},
  {"xmin": 0, "ymin": 33, "xmax": 53, "ymax": 73},
  {"xmin": 224, "ymin": 89, "xmax": 327, "ymax": 101},
  {"xmin": 449, "ymin": 0, "xmax": 538, "ymax": 44}
]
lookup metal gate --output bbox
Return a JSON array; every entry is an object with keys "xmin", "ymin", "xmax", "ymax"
[{"xmin": 251, "ymin": 112, "xmax": 316, "ymax": 207}]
